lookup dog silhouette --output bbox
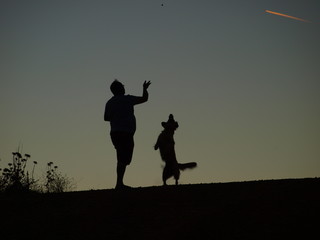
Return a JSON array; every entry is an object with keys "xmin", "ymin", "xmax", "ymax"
[{"xmin": 154, "ymin": 114, "xmax": 197, "ymax": 185}]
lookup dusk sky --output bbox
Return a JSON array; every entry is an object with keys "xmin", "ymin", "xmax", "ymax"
[{"xmin": 1, "ymin": 0, "xmax": 319, "ymax": 190}]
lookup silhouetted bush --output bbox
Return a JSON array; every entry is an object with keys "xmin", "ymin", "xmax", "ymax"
[
  {"xmin": 0, "ymin": 152, "xmax": 38, "ymax": 193},
  {"xmin": 44, "ymin": 161, "xmax": 76, "ymax": 193},
  {"xmin": 0, "ymin": 151, "xmax": 75, "ymax": 194}
]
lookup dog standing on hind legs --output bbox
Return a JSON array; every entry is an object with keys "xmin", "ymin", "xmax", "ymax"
[{"xmin": 154, "ymin": 114, "xmax": 197, "ymax": 185}]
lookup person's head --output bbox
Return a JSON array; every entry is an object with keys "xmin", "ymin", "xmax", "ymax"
[{"xmin": 110, "ymin": 79, "xmax": 125, "ymax": 96}]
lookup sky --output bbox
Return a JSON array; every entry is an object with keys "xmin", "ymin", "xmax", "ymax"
[{"xmin": 1, "ymin": 0, "xmax": 319, "ymax": 190}]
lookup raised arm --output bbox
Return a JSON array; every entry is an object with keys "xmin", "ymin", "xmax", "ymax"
[{"xmin": 135, "ymin": 81, "xmax": 151, "ymax": 104}]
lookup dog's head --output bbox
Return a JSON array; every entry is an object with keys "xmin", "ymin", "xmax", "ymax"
[{"xmin": 161, "ymin": 114, "xmax": 179, "ymax": 131}]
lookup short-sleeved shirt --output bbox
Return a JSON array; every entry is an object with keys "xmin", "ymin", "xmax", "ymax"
[{"xmin": 104, "ymin": 95, "xmax": 140, "ymax": 134}]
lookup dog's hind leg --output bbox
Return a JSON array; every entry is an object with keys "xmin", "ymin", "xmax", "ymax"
[
  {"xmin": 163, "ymin": 177, "xmax": 167, "ymax": 186},
  {"xmin": 162, "ymin": 166, "xmax": 169, "ymax": 186},
  {"xmin": 174, "ymin": 168, "xmax": 180, "ymax": 185}
]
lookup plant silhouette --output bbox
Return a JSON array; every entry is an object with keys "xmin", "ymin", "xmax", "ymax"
[
  {"xmin": 45, "ymin": 161, "xmax": 75, "ymax": 193},
  {"xmin": 0, "ymin": 150, "xmax": 75, "ymax": 193},
  {"xmin": 0, "ymin": 152, "xmax": 37, "ymax": 193}
]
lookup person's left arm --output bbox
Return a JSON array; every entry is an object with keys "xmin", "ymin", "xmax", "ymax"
[
  {"xmin": 104, "ymin": 102, "xmax": 110, "ymax": 121},
  {"xmin": 134, "ymin": 81, "xmax": 151, "ymax": 105}
]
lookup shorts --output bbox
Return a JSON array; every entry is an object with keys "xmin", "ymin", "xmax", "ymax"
[{"xmin": 110, "ymin": 132, "xmax": 134, "ymax": 166}]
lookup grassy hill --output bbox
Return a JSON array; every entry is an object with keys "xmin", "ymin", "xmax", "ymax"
[{"xmin": 1, "ymin": 178, "xmax": 319, "ymax": 239}]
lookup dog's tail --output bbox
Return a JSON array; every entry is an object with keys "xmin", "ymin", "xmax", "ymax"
[{"xmin": 178, "ymin": 162, "xmax": 197, "ymax": 171}]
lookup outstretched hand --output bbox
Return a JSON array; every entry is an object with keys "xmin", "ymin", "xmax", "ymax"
[{"xmin": 143, "ymin": 81, "xmax": 151, "ymax": 90}]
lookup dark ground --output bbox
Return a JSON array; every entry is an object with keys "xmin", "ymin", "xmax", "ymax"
[{"xmin": 1, "ymin": 178, "xmax": 319, "ymax": 240}]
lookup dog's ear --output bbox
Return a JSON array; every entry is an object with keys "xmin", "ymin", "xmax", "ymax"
[{"xmin": 161, "ymin": 122, "xmax": 167, "ymax": 128}]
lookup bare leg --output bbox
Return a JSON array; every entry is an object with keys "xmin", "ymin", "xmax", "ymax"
[
  {"xmin": 116, "ymin": 162, "xmax": 126, "ymax": 188},
  {"xmin": 111, "ymin": 132, "xmax": 134, "ymax": 189}
]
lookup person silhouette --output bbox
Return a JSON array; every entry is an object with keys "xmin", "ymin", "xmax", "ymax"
[{"xmin": 104, "ymin": 79, "xmax": 151, "ymax": 189}]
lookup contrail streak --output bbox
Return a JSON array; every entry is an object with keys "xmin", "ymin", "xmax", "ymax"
[{"xmin": 265, "ymin": 10, "xmax": 311, "ymax": 23}]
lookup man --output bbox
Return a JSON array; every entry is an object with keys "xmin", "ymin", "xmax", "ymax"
[{"xmin": 104, "ymin": 79, "xmax": 151, "ymax": 189}]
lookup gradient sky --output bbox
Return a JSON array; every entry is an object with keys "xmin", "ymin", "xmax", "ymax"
[{"xmin": 1, "ymin": 0, "xmax": 319, "ymax": 190}]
